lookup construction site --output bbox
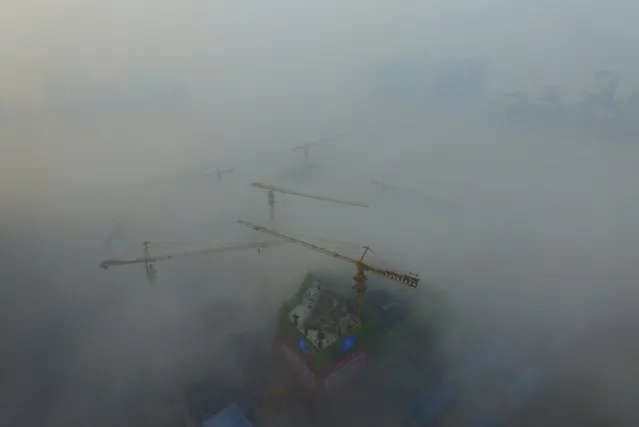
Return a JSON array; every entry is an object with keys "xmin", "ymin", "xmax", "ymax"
[
  {"xmin": 94, "ymin": 127, "xmax": 570, "ymax": 427},
  {"xmin": 4, "ymin": 90, "xmax": 637, "ymax": 427},
  {"xmin": 6, "ymin": 13, "xmax": 639, "ymax": 424}
]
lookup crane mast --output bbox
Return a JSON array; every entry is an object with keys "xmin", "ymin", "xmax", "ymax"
[{"xmin": 237, "ymin": 220, "xmax": 419, "ymax": 312}]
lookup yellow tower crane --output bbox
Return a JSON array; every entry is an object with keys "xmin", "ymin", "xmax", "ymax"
[
  {"xmin": 250, "ymin": 182, "xmax": 369, "ymax": 221},
  {"xmin": 237, "ymin": 220, "xmax": 419, "ymax": 313},
  {"xmin": 99, "ymin": 241, "xmax": 273, "ymax": 283}
]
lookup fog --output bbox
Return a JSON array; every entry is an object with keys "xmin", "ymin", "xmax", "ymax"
[{"xmin": 2, "ymin": 1, "xmax": 639, "ymax": 426}]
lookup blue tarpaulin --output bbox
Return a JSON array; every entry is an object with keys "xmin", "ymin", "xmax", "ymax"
[{"xmin": 202, "ymin": 403, "xmax": 254, "ymax": 427}]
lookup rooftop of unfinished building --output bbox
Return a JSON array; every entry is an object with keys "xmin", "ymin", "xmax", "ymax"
[
  {"xmin": 283, "ymin": 272, "xmax": 415, "ymax": 351},
  {"xmin": 286, "ymin": 277, "xmax": 362, "ymax": 351}
]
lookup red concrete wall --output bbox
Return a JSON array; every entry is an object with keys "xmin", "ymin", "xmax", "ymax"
[{"xmin": 280, "ymin": 339, "xmax": 368, "ymax": 393}]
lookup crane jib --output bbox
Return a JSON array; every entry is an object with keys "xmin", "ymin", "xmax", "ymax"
[
  {"xmin": 237, "ymin": 219, "xmax": 421, "ymax": 289},
  {"xmin": 377, "ymin": 270, "xmax": 420, "ymax": 287}
]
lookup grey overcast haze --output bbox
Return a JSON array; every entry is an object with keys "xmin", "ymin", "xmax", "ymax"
[{"xmin": 1, "ymin": 1, "xmax": 638, "ymax": 426}]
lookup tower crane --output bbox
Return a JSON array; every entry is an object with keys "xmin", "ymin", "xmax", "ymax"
[
  {"xmin": 291, "ymin": 133, "xmax": 349, "ymax": 163},
  {"xmin": 237, "ymin": 219, "xmax": 419, "ymax": 313},
  {"xmin": 100, "ymin": 241, "xmax": 273, "ymax": 283},
  {"xmin": 211, "ymin": 166, "xmax": 234, "ymax": 183},
  {"xmin": 251, "ymin": 182, "xmax": 369, "ymax": 220}
]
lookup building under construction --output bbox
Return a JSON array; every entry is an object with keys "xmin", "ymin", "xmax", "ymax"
[
  {"xmin": 99, "ymin": 201, "xmax": 450, "ymax": 425},
  {"xmin": 184, "ymin": 269, "xmax": 449, "ymax": 427},
  {"xmin": 274, "ymin": 270, "xmax": 447, "ymax": 395}
]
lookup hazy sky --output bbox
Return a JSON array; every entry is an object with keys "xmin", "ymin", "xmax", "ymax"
[
  {"xmin": 2, "ymin": 0, "xmax": 639, "ymax": 107},
  {"xmin": 3, "ymin": 0, "xmax": 638, "ymax": 206},
  {"xmin": 2, "ymin": 2, "xmax": 639, "ymax": 426}
]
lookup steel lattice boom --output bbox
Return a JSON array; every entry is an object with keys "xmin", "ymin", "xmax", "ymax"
[
  {"xmin": 237, "ymin": 219, "xmax": 419, "ymax": 311},
  {"xmin": 100, "ymin": 241, "xmax": 273, "ymax": 282}
]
